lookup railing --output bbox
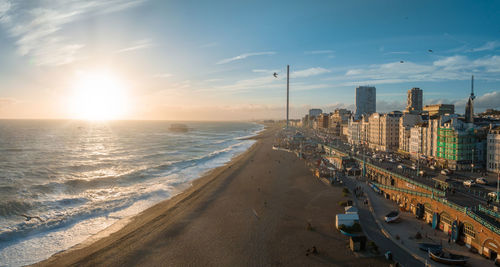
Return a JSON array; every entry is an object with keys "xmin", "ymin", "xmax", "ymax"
[
  {"xmin": 478, "ymin": 205, "xmax": 500, "ymax": 219},
  {"xmin": 322, "ymin": 143, "xmax": 500, "ymax": 236},
  {"xmin": 372, "ymin": 182, "xmax": 433, "ymax": 198},
  {"xmin": 433, "ymin": 197, "xmax": 466, "ymax": 213},
  {"xmin": 350, "ymin": 154, "xmax": 446, "ymax": 197},
  {"xmin": 466, "ymin": 209, "xmax": 500, "ymax": 235}
]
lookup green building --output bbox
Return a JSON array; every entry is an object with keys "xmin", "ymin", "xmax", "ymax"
[{"xmin": 436, "ymin": 127, "xmax": 478, "ymax": 170}]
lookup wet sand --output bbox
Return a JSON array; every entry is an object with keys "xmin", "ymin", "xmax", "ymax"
[{"xmin": 35, "ymin": 126, "xmax": 386, "ymax": 267}]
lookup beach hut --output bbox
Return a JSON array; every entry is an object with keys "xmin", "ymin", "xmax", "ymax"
[
  {"xmin": 344, "ymin": 206, "xmax": 358, "ymax": 214},
  {"xmin": 335, "ymin": 213, "xmax": 359, "ymax": 229}
]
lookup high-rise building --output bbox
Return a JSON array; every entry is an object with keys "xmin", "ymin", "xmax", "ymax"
[
  {"xmin": 405, "ymin": 88, "xmax": 423, "ymax": 114},
  {"xmin": 423, "ymin": 104, "xmax": 455, "ymax": 116},
  {"xmin": 309, "ymin": 109, "xmax": 323, "ymax": 118},
  {"xmin": 355, "ymin": 86, "xmax": 376, "ymax": 119},
  {"xmin": 465, "ymin": 76, "xmax": 475, "ymax": 123}
]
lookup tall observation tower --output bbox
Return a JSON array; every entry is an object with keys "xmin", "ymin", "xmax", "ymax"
[{"xmin": 286, "ymin": 65, "xmax": 289, "ymax": 128}]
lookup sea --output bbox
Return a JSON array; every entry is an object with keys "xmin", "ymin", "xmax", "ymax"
[{"xmin": 0, "ymin": 120, "xmax": 264, "ymax": 267}]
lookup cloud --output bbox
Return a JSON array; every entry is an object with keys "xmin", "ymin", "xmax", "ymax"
[
  {"xmin": 216, "ymin": 51, "xmax": 275, "ymax": 65},
  {"xmin": 377, "ymin": 100, "xmax": 405, "ymax": 113},
  {"xmin": 292, "ymin": 67, "xmax": 330, "ymax": 78},
  {"xmin": 304, "ymin": 50, "xmax": 334, "ymax": 55},
  {"xmin": 472, "ymin": 41, "xmax": 500, "ymax": 52},
  {"xmin": 0, "ymin": 0, "xmax": 146, "ymax": 66},
  {"xmin": 115, "ymin": 39, "xmax": 153, "ymax": 53},
  {"xmin": 337, "ymin": 54, "xmax": 500, "ymax": 86},
  {"xmin": 252, "ymin": 69, "xmax": 279, "ymax": 73}
]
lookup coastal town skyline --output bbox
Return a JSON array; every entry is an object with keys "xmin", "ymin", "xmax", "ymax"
[{"xmin": 0, "ymin": 0, "xmax": 499, "ymax": 120}]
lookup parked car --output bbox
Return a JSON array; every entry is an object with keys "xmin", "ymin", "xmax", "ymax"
[
  {"xmin": 476, "ymin": 178, "xmax": 488, "ymax": 185},
  {"xmin": 397, "ymin": 164, "xmax": 404, "ymax": 169},
  {"xmin": 430, "ymin": 165, "xmax": 436, "ymax": 170},
  {"xmin": 411, "ymin": 164, "xmax": 417, "ymax": 170},
  {"xmin": 488, "ymin": 192, "xmax": 497, "ymax": 200},
  {"xmin": 441, "ymin": 169, "xmax": 452, "ymax": 176},
  {"xmin": 463, "ymin": 180, "xmax": 475, "ymax": 187}
]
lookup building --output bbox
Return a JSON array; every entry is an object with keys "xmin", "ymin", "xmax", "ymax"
[
  {"xmin": 436, "ymin": 118, "xmax": 488, "ymax": 170},
  {"xmin": 487, "ymin": 126, "xmax": 500, "ymax": 173},
  {"xmin": 405, "ymin": 88, "xmax": 423, "ymax": 114},
  {"xmin": 368, "ymin": 111, "xmax": 402, "ymax": 152},
  {"xmin": 309, "ymin": 108, "xmax": 323, "ymax": 118},
  {"xmin": 423, "ymin": 104, "xmax": 455, "ymax": 117},
  {"xmin": 317, "ymin": 113, "xmax": 329, "ymax": 129},
  {"xmin": 355, "ymin": 86, "xmax": 376, "ymax": 119},
  {"xmin": 399, "ymin": 113, "xmax": 423, "ymax": 154},
  {"xmin": 409, "ymin": 123, "xmax": 427, "ymax": 158},
  {"xmin": 465, "ymin": 76, "xmax": 475, "ymax": 124},
  {"xmin": 348, "ymin": 117, "xmax": 362, "ymax": 145}
]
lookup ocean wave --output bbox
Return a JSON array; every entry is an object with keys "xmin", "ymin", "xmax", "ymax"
[
  {"xmin": 0, "ymin": 200, "xmax": 33, "ymax": 217},
  {"xmin": 0, "ymin": 187, "xmax": 170, "ymax": 243}
]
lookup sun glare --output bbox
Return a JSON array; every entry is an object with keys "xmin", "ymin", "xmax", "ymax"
[{"xmin": 69, "ymin": 71, "xmax": 128, "ymax": 120}]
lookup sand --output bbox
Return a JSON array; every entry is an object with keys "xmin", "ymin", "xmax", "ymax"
[{"xmin": 35, "ymin": 125, "xmax": 386, "ymax": 267}]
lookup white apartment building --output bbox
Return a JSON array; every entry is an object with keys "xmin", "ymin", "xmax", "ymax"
[
  {"xmin": 399, "ymin": 113, "xmax": 423, "ymax": 154},
  {"xmin": 368, "ymin": 112, "xmax": 402, "ymax": 152},
  {"xmin": 487, "ymin": 126, "xmax": 500, "ymax": 173}
]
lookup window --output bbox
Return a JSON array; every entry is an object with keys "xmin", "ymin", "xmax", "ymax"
[
  {"xmin": 440, "ymin": 212, "xmax": 452, "ymax": 225},
  {"xmin": 464, "ymin": 223, "xmax": 475, "ymax": 238}
]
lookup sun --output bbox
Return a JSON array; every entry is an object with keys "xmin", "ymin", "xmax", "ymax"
[{"xmin": 69, "ymin": 71, "xmax": 128, "ymax": 120}]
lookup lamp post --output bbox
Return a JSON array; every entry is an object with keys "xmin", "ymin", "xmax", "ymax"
[
  {"xmin": 471, "ymin": 147, "xmax": 475, "ymax": 174},
  {"xmin": 497, "ymin": 170, "xmax": 499, "ymax": 203}
]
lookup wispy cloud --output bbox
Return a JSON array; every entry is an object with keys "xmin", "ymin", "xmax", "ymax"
[
  {"xmin": 216, "ymin": 51, "xmax": 275, "ymax": 65},
  {"xmin": 304, "ymin": 50, "xmax": 334, "ymax": 55},
  {"xmin": 292, "ymin": 67, "xmax": 330, "ymax": 78},
  {"xmin": 115, "ymin": 39, "xmax": 153, "ymax": 53},
  {"xmin": 252, "ymin": 69, "xmax": 279, "ymax": 74},
  {"xmin": 336, "ymin": 54, "xmax": 500, "ymax": 86},
  {"xmin": 0, "ymin": 0, "xmax": 146, "ymax": 66},
  {"xmin": 472, "ymin": 41, "xmax": 500, "ymax": 52}
]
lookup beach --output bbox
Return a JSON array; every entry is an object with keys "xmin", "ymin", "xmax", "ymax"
[{"xmin": 35, "ymin": 125, "xmax": 386, "ymax": 266}]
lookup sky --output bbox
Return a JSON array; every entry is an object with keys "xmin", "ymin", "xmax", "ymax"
[{"xmin": 0, "ymin": 0, "xmax": 499, "ymax": 120}]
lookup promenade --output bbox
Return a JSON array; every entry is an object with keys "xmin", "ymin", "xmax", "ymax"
[{"xmin": 344, "ymin": 175, "xmax": 495, "ymax": 267}]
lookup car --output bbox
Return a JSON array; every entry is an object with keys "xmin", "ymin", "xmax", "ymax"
[
  {"xmin": 430, "ymin": 165, "xmax": 436, "ymax": 170},
  {"xmin": 488, "ymin": 192, "xmax": 497, "ymax": 200},
  {"xmin": 476, "ymin": 178, "xmax": 488, "ymax": 185},
  {"xmin": 411, "ymin": 165, "xmax": 417, "ymax": 170},
  {"xmin": 463, "ymin": 180, "xmax": 475, "ymax": 187},
  {"xmin": 397, "ymin": 164, "xmax": 404, "ymax": 169},
  {"xmin": 388, "ymin": 158, "xmax": 395, "ymax": 163},
  {"xmin": 441, "ymin": 169, "xmax": 451, "ymax": 175}
]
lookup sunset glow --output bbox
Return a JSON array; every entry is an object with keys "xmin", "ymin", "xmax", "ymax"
[{"xmin": 69, "ymin": 71, "xmax": 128, "ymax": 120}]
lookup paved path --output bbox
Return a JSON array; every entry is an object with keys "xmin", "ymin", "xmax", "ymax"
[
  {"xmin": 342, "ymin": 176, "xmax": 424, "ymax": 267},
  {"xmin": 346, "ymin": 176, "xmax": 495, "ymax": 267}
]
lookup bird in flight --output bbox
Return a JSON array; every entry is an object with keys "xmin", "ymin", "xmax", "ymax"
[
  {"xmin": 428, "ymin": 49, "xmax": 433, "ymax": 53},
  {"xmin": 400, "ymin": 61, "xmax": 404, "ymax": 63},
  {"xmin": 273, "ymin": 72, "xmax": 278, "ymax": 78}
]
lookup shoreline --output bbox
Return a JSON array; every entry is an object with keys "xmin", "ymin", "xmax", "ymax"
[
  {"xmin": 35, "ymin": 124, "xmax": 387, "ymax": 266},
  {"xmin": 33, "ymin": 125, "xmax": 269, "ymax": 266}
]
